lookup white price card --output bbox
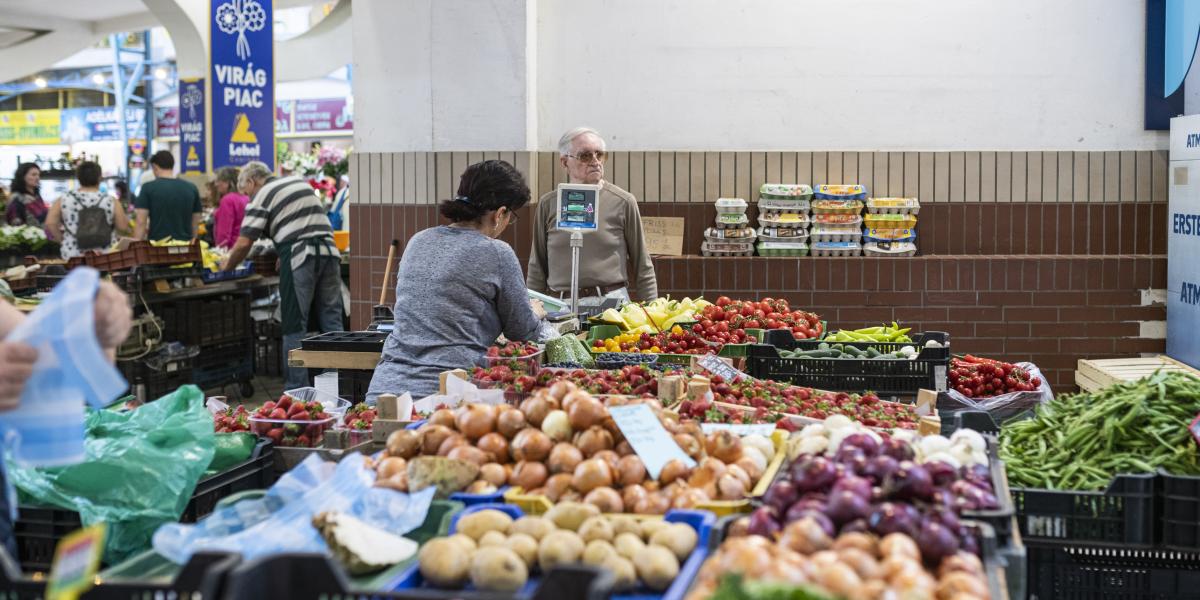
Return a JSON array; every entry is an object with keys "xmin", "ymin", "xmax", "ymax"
[
  {"xmin": 696, "ymin": 354, "xmax": 749, "ymax": 382},
  {"xmin": 608, "ymin": 404, "xmax": 696, "ymax": 479}
]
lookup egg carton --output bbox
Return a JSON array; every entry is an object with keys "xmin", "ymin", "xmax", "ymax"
[
  {"xmin": 759, "ymin": 183, "xmax": 813, "ymax": 199},
  {"xmin": 757, "ymin": 241, "xmax": 809, "ymax": 257},
  {"xmin": 704, "ymin": 226, "xmax": 756, "ymax": 241},
  {"xmin": 864, "ymin": 214, "xmax": 917, "ymax": 229},
  {"xmin": 714, "ymin": 197, "xmax": 748, "ymax": 215},
  {"xmin": 757, "ymin": 214, "xmax": 810, "ymax": 228},
  {"xmin": 714, "ymin": 213, "xmax": 750, "ymax": 229},
  {"xmin": 758, "ymin": 198, "xmax": 812, "ymax": 212},
  {"xmin": 866, "ymin": 197, "xmax": 921, "ymax": 215},
  {"xmin": 811, "ymin": 199, "xmax": 865, "ymax": 215},
  {"xmin": 811, "ymin": 213, "xmax": 863, "ymax": 226},
  {"xmin": 757, "ymin": 226, "xmax": 809, "ymax": 240},
  {"xmin": 810, "ymin": 226, "xmax": 864, "ymax": 243},
  {"xmin": 811, "ymin": 241, "xmax": 862, "ymax": 257},
  {"xmin": 701, "ymin": 241, "xmax": 754, "ymax": 257},
  {"xmin": 814, "ymin": 184, "xmax": 868, "ymax": 200},
  {"xmin": 863, "ymin": 241, "xmax": 917, "ymax": 257},
  {"xmin": 863, "ymin": 228, "xmax": 917, "ymax": 243}
]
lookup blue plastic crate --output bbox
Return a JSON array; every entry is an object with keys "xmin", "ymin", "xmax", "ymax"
[
  {"xmin": 394, "ymin": 502, "xmax": 714, "ymax": 600},
  {"xmin": 201, "ymin": 262, "xmax": 253, "ymax": 283}
]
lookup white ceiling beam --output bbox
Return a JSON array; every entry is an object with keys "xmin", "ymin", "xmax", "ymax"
[{"xmin": 93, "ymin": 11, "xmax": 161, "ymax": 36}]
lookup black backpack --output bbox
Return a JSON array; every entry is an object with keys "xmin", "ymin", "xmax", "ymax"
[{"xmin": 66, "ymin": 192, "xmax": 113, "ymax": 250}]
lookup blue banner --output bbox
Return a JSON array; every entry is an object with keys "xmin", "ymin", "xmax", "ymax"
[
  {"xmin": 59, "ymin": 107, "xmax": 147, "ymax": 144},
  {"xmin": 210, "ymin": 0, "xmax": 273, "ymax": 170},
  {"xmin": 179, "ymin": 78, "xmax": 206, "ymax": 174}
]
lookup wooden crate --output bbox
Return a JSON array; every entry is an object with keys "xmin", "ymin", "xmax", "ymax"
[{"xmin": 1075, "ymin": 355, "xmax": 1200, "ymax": 392}]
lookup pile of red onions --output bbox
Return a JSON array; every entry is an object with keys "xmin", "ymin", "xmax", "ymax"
[{"xmin": 750, "ymin": 431, "xmax": 1000, "ymax": 564}]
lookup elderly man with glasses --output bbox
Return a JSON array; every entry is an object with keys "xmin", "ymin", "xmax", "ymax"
[{"xmin": 527, "ymin": 127, "xmax": 658, "ymax": 304}]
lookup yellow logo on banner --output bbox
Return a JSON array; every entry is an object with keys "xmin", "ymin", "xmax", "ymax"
[
  {"xmin": 0, "ymin": 109, "xmax": 61, "ymax": 145},
  {"xmin": 231, "ymin": 113, "xmax": 258, "ymax": 143},
  {"xmin": 187, "ymin": 146, "xmax": 199, "ymax": 162}
]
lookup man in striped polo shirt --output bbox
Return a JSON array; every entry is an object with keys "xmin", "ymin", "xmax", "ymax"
[{"xmin": 221, "ymin": 161, "xmax": 344, "ymax": 388}]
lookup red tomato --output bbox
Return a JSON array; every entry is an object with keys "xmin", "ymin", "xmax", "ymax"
[
  {"xmin": 715, "ymin": 322, "xmax": 729, "ymax": 333},
  {"xmin": 740, "ymin": 305, "xmax": 755, "ymax": 317},
  {"xmin": 744, "ymin": 320, "xmax": 761, "ymax": 329},
  {"xmin": 716, "ymin": 296, "xmax": 732, "ymax": 307}
]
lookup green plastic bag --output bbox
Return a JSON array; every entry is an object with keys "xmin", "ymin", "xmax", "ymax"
[
  {"xmin": 7, "ymin": 385, "xmax": 216, "ymax": 563},
  {"xmin": 204, "ymin": 432, "xmax": 257, "ymax": 477}
]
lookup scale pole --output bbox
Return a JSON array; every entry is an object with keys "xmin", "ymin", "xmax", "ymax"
[{"xmin": 569, "ymin": 231, "xmax": 583, "ymax": 317}]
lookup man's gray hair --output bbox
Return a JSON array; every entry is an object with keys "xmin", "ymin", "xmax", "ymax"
[
  {"xmin": 557, "ymin": 127, "xmax": 606, "ymax": 156},
  {"xmin": 237, "ymin": 161, "xmax": 272, "ymax": 189}
]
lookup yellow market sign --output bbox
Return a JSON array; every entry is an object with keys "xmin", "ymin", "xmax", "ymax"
[{"xmin": 0, "ymin": 109, "xmax": 61, "ymax": 144}]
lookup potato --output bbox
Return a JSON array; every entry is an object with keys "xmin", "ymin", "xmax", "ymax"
[
  {"xmin": 538, "ymin": 530, "xmax": 585, "ymax": 571},
  {"xmin": 639, "ymin": 519, "xmax": 670, "ymax": 541},
  {"xmin": 582, "ymin": 540, "xmax": 618, "ymax": 566},
  {"xmin": 545, "ymin": 501, "xmax": 600, "ymax": 531},
  {"xmin": 609, "ymin": 517, "xmax": 642, "ymax": 538},
  {"xmin": 603, "ymin": 555, "xmax": 639, "ymax": 591},
  {"xmin": 479, "ymin": 530, "xmax": 508, "ymax": 548},
  {"xmin": 469, "ymin": 547, "xmax": 528, "ymax": 592},
  {"xmin": 419, "ymin": 538, "xmax": 472, "ymax": 588},
  {"xmin": 446, "ymin": 533, "xmax": 477, "ymax": 552},
  {"xmin": 457, "ymin": 509, "xmax": 514, "ymax": 541},
  {"xmin": 614, "ymin": 531, "xmax": 646, "ymax": 560},
  {"xmin": 650, "ymin": 523, "xmax": 698, "ymax": 561},
  {"xmin": 577, "ymin": 516, "xmax": 615, "ymax": 544},
  {"xmin": 506, "ymin": 533, "xmax": 538, "ymax": 569},
  {"xmin": 634, "ymin": 545, "xmax": 680, "ymax": 591},
  {"xmin": 510, "ymin": 516, "xmax": 556, "ymax": 541}
]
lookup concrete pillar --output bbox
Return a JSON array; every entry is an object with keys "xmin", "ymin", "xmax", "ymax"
[{"xmin": 351, "ymin": 0, "xmax": 537, "ymax": 152}]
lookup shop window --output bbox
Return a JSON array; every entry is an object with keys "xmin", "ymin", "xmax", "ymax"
[
  {"xmin": 20, "ymin": 91, "xmax": 59, "ymax": 110},
  {"xmin": 67, "ymin": 90, "xmax": 106, "ymax": 108}
]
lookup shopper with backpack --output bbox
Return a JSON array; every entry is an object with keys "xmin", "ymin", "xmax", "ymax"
[{"xmin": 45, "ymin": 161, "xmax": 129, "ymax": 259}]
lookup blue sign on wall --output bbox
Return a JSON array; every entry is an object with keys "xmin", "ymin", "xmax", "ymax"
[
  {"xmin": 210, "ymin": 0, "xmax": 274, "ymax": 170},
  {"xmin": 59, "ymin": 107, "xmax": 147, "ymax": 144},
  {"xmin": 179, "ymin": 78, "xmax": 206, "ymax": 174}
]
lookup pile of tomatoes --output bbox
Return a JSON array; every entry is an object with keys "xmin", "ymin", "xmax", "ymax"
[
  {"xmin": 949, "ymin": 355, "xmax": 1043, "ymax": 398},
  {"xmin": 693, "ymin": 297, "xmax": 823, "ymax": 343}
]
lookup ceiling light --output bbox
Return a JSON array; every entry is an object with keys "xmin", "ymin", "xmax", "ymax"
[
  {"xmin": 91, "ymin": 73, "xmax": 105, "ymax": 86},
  {"xmin": 154, "ymin": 67, "xmax": 167, "ymax": 80},
  {"xmin": 33, "ymin": 77, "xmax": 46, "ymax": 88}
]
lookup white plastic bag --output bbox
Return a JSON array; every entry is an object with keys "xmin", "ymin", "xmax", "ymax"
[{"xmin": 940, "ymin": 361, "xmax": 1053, "ymax": 423}]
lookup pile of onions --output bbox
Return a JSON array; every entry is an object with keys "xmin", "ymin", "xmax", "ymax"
[{"xmin": 377, "ymin": 382, "xmax": 774, "ymax": 514}]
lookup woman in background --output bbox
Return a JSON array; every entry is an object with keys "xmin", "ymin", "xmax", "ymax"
[
  {"xmin": 211, "ymin": 167, "xmax": 249, "ymax": 248},
  {"xmin": 5, "ymin": 163, "xmax": 46, "ymax": 228},
  {"xmin": 44, "ymin": 161, "xmax": 127, "ymax": 259}
]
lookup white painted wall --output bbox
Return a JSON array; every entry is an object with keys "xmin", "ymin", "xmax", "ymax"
[{"xmin": 536, "ymin": 0, "xmax": 1166, "ymax": 151}]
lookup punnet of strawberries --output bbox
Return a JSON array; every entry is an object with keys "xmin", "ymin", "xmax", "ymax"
[
  {"xmin": 213, "ymin": 405, "xmax": 251, "ymax": 433},
  {"xmin": 694, "ymin": 297, "xmax": 823, "ymax": 342},
  {"xmin": 486, "ymin": 341, "xmax": 540, "ymax": 358},
  {"xmin": 949, "ymin": 354, "xmax": 1043, "ymax": 398},
  {"xmin": 249, "ymin": 394, "xmax": 334, "ymax": 448},
  {"xmin": 342, "ymin": 403, "xmax": 377, "ymax": 431},
  {"xmin": 472, "ymin": 364, "xmax": 662, "ymax": 397}
]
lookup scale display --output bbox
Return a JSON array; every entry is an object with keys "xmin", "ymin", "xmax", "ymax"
[{"xmin": 556, "ymin": 184, "xmax": 601, "ymax": 230}]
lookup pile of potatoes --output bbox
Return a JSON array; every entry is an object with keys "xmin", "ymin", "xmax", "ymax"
[
  {"xmin": 379, "ymin": 382, "xmax": 777, "ymax": 513},
  {"xmin": 417, "ymin": 502, "xmax": 699, "ymax": 592}
]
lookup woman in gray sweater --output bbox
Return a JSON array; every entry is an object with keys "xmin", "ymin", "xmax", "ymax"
[{"xmin": 367, "ymin": 160, "xmax": 545, "ymax": 400}]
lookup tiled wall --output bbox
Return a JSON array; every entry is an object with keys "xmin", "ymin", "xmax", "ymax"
[{"xmin": 347, "ymin": 150, "xmax": 1168, "ymax": 392}]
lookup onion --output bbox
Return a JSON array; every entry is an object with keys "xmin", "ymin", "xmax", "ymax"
[
  {"xmin": 419, "ymin": 424, "xmax": 454, "ymax": 455},
  {"xmin": 476, "ymin": 432, "xmax": 510, "ymax": 462},
  {"xmin": 621, "ymin": 483, "xmax": 648, "ymax": 509},
  {"xmin": 543, "ymin": 473, "xmax": 574, "ymax": 501},
  {"xmin": 567, "ymin": 394, "xmax": 605, "ymax": 431},
  {"xmin": 386, "ymin": 430, "xmax": 421, "ymax": 459},
  {"xmin": 936, "ymin": 571, "xmax": 987, "ymax": 599},
  {"xmin": 541, "ymin": 410, "xmax": 572, "ymax": 442},
  {"xmin": 616, "ymin": 455, "xmax": 647, "ymax": 486},
  {"xmin": 572, "ymin": 458, "xmax": 613, "ymax": 494},
  {"xmin": 583, "ymin": 486, "xmax": 624, "ymax": 513},
  {"xmin": 479, "ymin": 463, "xmax": 508, "ymax": 486},
  {"xmin": 915, "ymin": 520, "xmax": 959, "ymax": 564},
  {"xmin": 735, "ymin": 456, "xmax": 764, "ymax": 482},
  {"xmin": 615, "ymin": 440, "xmax": 634, "ymax": 456},
  {"xmin": 672, "ymin": 487, "xmax": 709, "ymax": 509},
  {"xmin": 548, "ymin": 442, "xmax": 584, "ymax": 474},
  {"xmin": 375, "ymin": 456, "xmax": 407, "ymax": 479},
  {"xmin": 725, "ymin": 464, "xmax": 752, "ymax": 488},
  {"xmin": 833, "ymin": 532, "xmax": 878, "ymax": 555},
  {"xmin": 575, "ymin": 426, "xmax": 614, "ymax": 457},
  {"xmin": 428, "ymin": 408, "xmax": 456, "ymax": 429},
  {"xmin": 548, "ymin": 380, "xmax": 577, "ymax": 402},
  {"xmin": 437, "ymin": 433, "xmax": 468, "ymax": 456},
  {"xmin": 519, "ymin": 395, "xmax": 555, "ymax": 427},
  {"xmin": 741, "ymin": 435, "xmax": 775, "ymax": 462},
  {"xmin": 561, "ymin": 389, "xmax": 590, "ymax": 416},
  {"xmin": 706, "ymin": 430, "xmax": 744, "ymax": 463},
  {"xmin": 747, "ymin": 506, "xmax": 781, "ymax": 538},
  {"xmin": 455, "ymin": 404, "xmax": 497, "ymax": 440},
  {"xmin": 559, "ymin": 490, "xmax": 583, "ymax": 503},
  {"xmin": 673, "ymin": 433, "xmax": 704, "ymax": 460},
  {"xmin": 592, "ymin": 450, "xmax": 621, "ymax": 475},
  {"xmin": 633, "ymin": 491, "xmax": 670, "ymax": 515},
  {"xmin": 465, "ymin": 480, "xmax": 497, "ymax": 495},
  {"xmin": 689, "ymin": 457, "xmax": 727, "ymax": 488},
  {"xmin": 825, "ymin": 490, "xmax": 872, "ymax": 525},
  {"xmin": 879, "ymin": 533, "xmax": 921, "ymax": 560},
  {"xmin": 447, "ymin": 445, "xmax": 492, "ymax": 466},
  {"xmin": 511, "ymin": 428, "xmax": 553, "ymax": 462},
  {"xmin": 496, "ymin": 407, "xmax": 528, "ymax": 438},
  {"xmin": 779, "ymin": 517, "xmax": 834, "ymax": 554},
  {"xmin": 375, "ymin": 472, "xmax": 408, "ymax": 492},
  {"xmin": 509, "ymin": 460, "xmax": 549, "ymax": 490},
  {"xmin": 717, "ymin": 473, "xmax": 749, "ymax": 500},
  {"xmin": 659, "ymin": 459, "xmax": 691, "ymax": 485}
]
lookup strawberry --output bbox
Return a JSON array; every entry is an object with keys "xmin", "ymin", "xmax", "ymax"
[
  {"xmin": 263, "ymin": 401, "xmax": 276, "ymax": 413},
  {"xmin": 266, "ymin": 427, "xmax": 283, "ymax": 444},
  {"xmin": 277, "ymin": 395, "xmax": 292, "ymax": 410},
  {"xmin": 269, "ymin": 408, "xmax": 288, "ymax": 420},
  {"xmin": 297, "ymin": 434, "xmax": 312, "ymax": 447}
]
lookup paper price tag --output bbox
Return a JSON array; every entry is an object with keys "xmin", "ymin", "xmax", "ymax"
[
  {"xmin": 700, "ymin": 423, "xmax": 777, "ymax": 436},
  {"xmin": 608, "ymin": 404, "xmax": 696, "ymax": 479},
  {"xmin": 696, "ymin": 354, "xmax": 748, "ymax": 382},
  {"xmin": 1190, "ymin": 413, "xmax": 1200, "ymax": 448},
  {"xmin": 47, "ymin": 524, "xmax": 106, "ymax": 600}
]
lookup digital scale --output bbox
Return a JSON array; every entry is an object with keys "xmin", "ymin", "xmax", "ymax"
[{"xmin": 555, "ymin": 183, "xmax": 601, "ymax": 317}]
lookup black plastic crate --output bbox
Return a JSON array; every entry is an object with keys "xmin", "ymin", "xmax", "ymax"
[
  {"xmin": 337, "ymin": 369, "xmax": 374, "ymax": 405},
  {"xmin": 1160, "ymin": 470, "xmax": 1200, "ymax": 551},
  {"xmin": 940, "ymin": 408, "xmax": 1003, "ymax": 436},
  {"xmin": 254, "ymin": 319, "xmax": 284, "ymax": 377},
  {"xmin": 194, "ymin": 339, "xmax": 254, "ymax": 370},
  {"xmin": 746, "ymin": 331, "xmax": 949, "ymax": 397},
  {"xmin": 1027, "ymin": 541, "xmax": 1200, "ymax": 600},
  {"xmin": 959, "ymin": 435, "xmax": 1018, "ymax": 549},
  {"xmin": 183, "ymin": 439, "xmax": 277, "ymax": 522},
  {"xmin": 1012, "ymin": 473, "xmax": 1158, "ymax": 546},
  {"xmin": 0, "ymin": 550, "xmax": 237, "ymax": 599},
  {"xmin": 223, "ymin": 554, "xmax": 613, "ymax": 600},
  {"xmin": 161, "ymin": 293, "xmax": 252, "ymax": 347},
  {"xmin": 118, "ymin": 355, "xmax": 194, "ymax": 401},
  {"xmin": 301, "ymin": 331, "xmax": 389, "ymax": 353},
  {"xmin": 767, "ymin": 328, "xmax": 952, "ymax": 360}
]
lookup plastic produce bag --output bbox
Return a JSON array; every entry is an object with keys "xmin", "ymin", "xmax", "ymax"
[
  {"xmin": 938, "ymin": 361, "xmax": 1054, "ymax": 424},
  {"xmin": 6, "ymin": 385, "xmax": 215, "ymax": 563},
  {"xmin": 153, "ymin": 453, "xmax": 435, "ymax": 564},
  {"xmin": 204, "ymin": 432, "xmax": 258, "ymax": 477}
]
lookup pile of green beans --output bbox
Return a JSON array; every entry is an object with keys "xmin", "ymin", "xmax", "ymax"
[{"xmin": 1000, "ymin": 371, "xmax": 1200, "ymax": 490}]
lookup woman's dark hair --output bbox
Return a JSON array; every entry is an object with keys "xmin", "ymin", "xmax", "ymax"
[
  {"xmin": 439, "ymin": 160, "xmax": 530, "ymax": 223},
  {"xmin": 11, "ymin": 162, "xmax": 39, "ymax": 196},
  {"xmin": 113, "ymin": 180, "xmax": 129, "ymax": 201},
  {"xmin": 76, "ymin": 161, "xmax": 102, "ymax": 187}
]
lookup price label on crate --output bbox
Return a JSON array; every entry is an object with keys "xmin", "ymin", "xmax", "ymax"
[
  {"xmin": 1190, "ymin": 413, "xmax": 1200, "ymax": 448},
  {"xmin": 46, "ymin": 523, "xmax": 106, "ymax": 600},
  {"xmin": 696, "ymin": 354, "xmax": 748, "ymax": 382}
]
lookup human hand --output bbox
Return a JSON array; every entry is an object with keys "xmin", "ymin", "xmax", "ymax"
[
  {"xmin": 0, "ymin": 342, "xmax": 37, "ymax": 410},
  {"xmin": 94, "ymin": 281, "xmax": 132, "ymax": 353},
  {"xmin": 530, "ymin": 299, "xmax": 546, "ymax": 319}
]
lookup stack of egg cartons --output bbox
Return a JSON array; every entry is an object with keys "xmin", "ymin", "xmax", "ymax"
[
  {"xmin": 810, "ymin": 185, "xmax": 866, "ymax": 256},
  {"xmin": 755, "ymin": 184, "xmax": 811, "ymax": 257},
  {"xmin": 863, "ymin": 198, "xmax": 920, "ymax": 256},
  {"xmin": 703, "ymin": 197, "xmax": 755, "ymax": 256}
]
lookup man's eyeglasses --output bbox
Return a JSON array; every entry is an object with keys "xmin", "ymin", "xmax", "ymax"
[{"xmin": 566, "ymin": 151, "xmax": 608, "ymax": 164}]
